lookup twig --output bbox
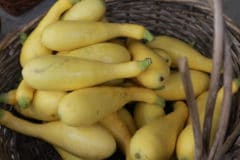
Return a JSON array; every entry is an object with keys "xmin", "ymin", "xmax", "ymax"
[
  {"xmin": 178, "ymin": 57, "xmax": 203, "ymax": 160},
  {"xmin": 208, "ymin": 33, "xmax": 233, "ymax": 160},
  {"xmin": 203, "ymin": 0, "xmax": 224, "ymax": 155},
  {"xmin": 214, "ymin": 119, "xmax": 240, "ymax": 160}
]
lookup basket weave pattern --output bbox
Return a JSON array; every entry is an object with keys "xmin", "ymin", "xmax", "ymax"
[
  {"xmin": 0, "ymin": 0, "xmax": 42, "ymax": 16},
  {"xmin": 0, "ymin": 0, "xmax": 240, "ymax": 159}
]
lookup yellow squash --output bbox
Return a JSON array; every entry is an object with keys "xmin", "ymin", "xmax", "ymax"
[
  {"xmin": 0, "ymin": 89, "xmax": 65, "ymax": 121},
  {"xmin": 155, "ymin": 70, "xmax": 210, "ymax": 101},
  {"xmin": 16, "ymin": 80, "xmax": 35, "ymax": 108},
  {"xmin": 100, "ymin": 112, "xmax": 132, "ymax": 160},
  {"xmin": 0, "ymin": 89, "xmax": 17, "ymax": 106},
  {"xmin": 152, "ymin": 48, "xmax": 172, "ymax": 66},
  {"xmin": 54, "ymin": 147, "xmax": 94, "ymax": 160},
  {"xmin": 134, "ymin": 102, "xmax": 165, "ymax": 128},
  {"xmin": 22, "ymin": 55, "xmax": 152, "ymax": 91},
  {"xmin": 15, "ymin": 90, "xmax": 66, "ymax": 121},
  {"xmin": 62, "ymin": 0, "xmax": 106, "ymax": 21},
  {"xmin": 0, "ymin": 110, "xmax": 116, "ymax": 159},
  {"xmin": 118, "ymin": 108, "xmax": 137, "ymax": 135},
  {"xmin": 58, "ymin": 43, "xmax": 131, "ymax": 63},
  {"xmin": 20, "ymin": 0, "xmax": 73, "ymax": 66},
  {"xmin": 176, "ymin": 79, "xmax": 240, "ymax": 160},
  {"xmin": 130, "ymin": 101, "xmax": 188, "ymax": 160},
  {"xmin": 127, "ymin": 40, "xmax": 170, "ymax": 89},
  {"xmin": 42, "ymin": 21, "xmax": 154, "ymax": 51},
  {"xmin": 58, "ymin": 86, "xmax": 165, "ymax": 126},
  {"xmin": 58, "ymin": 43, "xmax": 130, "ymax": 86},
  {"xmin": 147, "ymin": 36, "xmax": 213, "ymax": 73}
]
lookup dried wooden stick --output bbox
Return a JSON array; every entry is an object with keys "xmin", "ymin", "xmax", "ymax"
[
  {"xmin": 214, "ymin": 119, "xmax": 240, "ymax": 160},
  {"xmin": 208, "ymin": 34, "xmax": 233, "ymax": 160},
  {"xmin": 178, "ymin": 57, "xmax": 203, "ymax": 160},
  {"xmin": 203, "ymin": 0, "xmax": 224, "ymax": 154}
]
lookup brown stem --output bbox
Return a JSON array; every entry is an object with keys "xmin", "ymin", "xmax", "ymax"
[
  {"xmin": 203, "ymin": 0, "xmax": 224, "ymax": 155},
  {"xmin": 178, "ymin": 57, "xmax": 203, "ymax": 160}
]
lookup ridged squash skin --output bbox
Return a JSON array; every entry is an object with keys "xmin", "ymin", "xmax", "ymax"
[
  {"xmin": 58, "ymin": 86, "xmax": 165, "ymax": 126},
  {"xmin": 155, "ymin": 70, "xmax": 210, "ymax": 100},
  {"xmin": 62, "ymin": 0, "xmax": 106, "ymax": 21},
  {"xmin": 22, "ymin": 55, "xmax": 151, "ymax": 91},
  {"xmin": 147, "ymin": 36, "xmax": 213, "ymax": 73},
  {"xmin": 20, "ymin": 0, "xmax": 73, "ymax": 66},
  {"xmin": 42, "ymin": 21, "xmax": 153, "ymax": 51},
  {"xmin": 130, "ymin": 101, "xmax": 188, "ymax": 160}
]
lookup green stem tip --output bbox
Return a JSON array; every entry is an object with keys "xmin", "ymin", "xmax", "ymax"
[
  {"xmin": 234, "ymin": 78, "xmax": 240, "ymax": 87},
  {"xmin": 0, "ymin": 93, "xmax": 7, "ymax": 104},
  {"xmin": 154, "ymin": 85, "xmax": 166, "ymax": 91},
  {"xmin": 71, "ymin": 0, "xmax": 81, "ymax": 5},
  {"xmin": 143, "ymin": 30, "xmax": 154, "ymax": 42},
  {"xmin": 139, "ymin": 58, "xmax": 152, "ymax": 71},
  {"xmin": 0, "ymin": 109, "xmax": 5, "ymax": 119},
  {"xmin": 19, "ymin": 32, "xmax": 28, "ymax": 45},
  {"xmin": 156, "ymin": 96, "xmax": 165, "ymax": 107},
  {"xmin": 18, "ymin": 97, "xmax": 31, "ymax": 109}
]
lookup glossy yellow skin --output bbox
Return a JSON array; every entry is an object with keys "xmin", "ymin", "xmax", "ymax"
[
  {"xmin": 20, "ymin": 0, "xmax": 72, "ymax": 66},
  {"xmin": 152, "ymin": 48, "xmax": 172, "ymax": 66},
  {"xmin": 176, "ymin": 125, "xmax": 194, "ymax": 160},
  {"xmin": 42, "ymin": 21, "xmax": 153, "ymax": 51},
  {"xmin": 127, "ymin": 40, "xmax": 170, "ymax": 89},
  {"xmin": 147, "ymin": 36, "xmax": 213, "ymax": 73},
  {"xmin": 130, "ymin": 101, "xmax": 188, "ymax": 160},
  {"xmin": 55, "ymin": 147, "xmax": 93, "ymax": 160},
  {"xmin": 118, "ymin": 108, "xmax": 137, "ymax": 135},
  {"xmin": 58, "ymin": 86, "xmax": 165, "ymax": 126},
  {"xmin": 15, "ymin": 91, "xmax": 66, "ymax": 121},
  {"xmin": 0, "ymin": 110, "xmax": 116, "ymax": 159},
  {"xmin": 63, "ymin": 0, "xmax": 106, "ymax": 21},
  {"xmin": 176, "ymin": 79, "xmax": 240, "ymax": 160},
  {"xmin": 22, "ymin": 55, "xmax": 151, "ymax": 91},
  {"xmin": 59, "ymin": 43, "xmax": 130, "ymax": 86},
  {"xmin": 134, "ymin": 102, "xmax": 165, "ymax": 128},
  {"xmin": 16, "ymin": 80, "xmax": 35, "ymax": 108},
  {"xmin": 155, "ymin": 70, "xmax": 210, "ymax": 101},
  {"xmin": 58, "ymin": 43, "xmax": 131, "ymax": 63},
  {"xmin": 100, "ymin": 112, "xmax": 132, "ymax": 160},
  {"xmin": 0, "ymin": 89, "xmax": 17, "ymax": 105}
]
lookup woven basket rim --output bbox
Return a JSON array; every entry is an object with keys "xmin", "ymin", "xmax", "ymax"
[
  {"xmin": 0, "ymin": 0, "xmax": 239, "ymax": 51},
  {"xmin": 0, "ymin": 0, "xmax": 239, "ymax": 159}
]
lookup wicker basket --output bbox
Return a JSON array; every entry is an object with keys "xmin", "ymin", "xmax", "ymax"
[
  {"xmin": 0, "ymin": 0, "xmax": 42, "ymax": 16},
  {"xmin": 0, "ymin": 0, "xmax": 240, "ymax": 159}
]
